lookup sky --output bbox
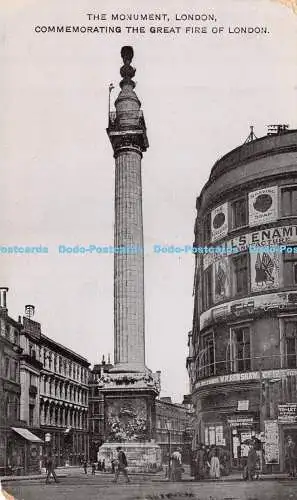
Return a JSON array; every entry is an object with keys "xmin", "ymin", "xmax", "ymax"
[{"xmin": 0, "ymin": 0, "xmax": 297, "ymax": 401}]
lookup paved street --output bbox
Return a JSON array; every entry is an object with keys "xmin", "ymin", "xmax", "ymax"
[{"xmin": 3, "ymin": 473, "xmax": 297, "ymax": 500}]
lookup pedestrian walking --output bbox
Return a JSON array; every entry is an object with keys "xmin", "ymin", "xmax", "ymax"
[
  {"xmin": 194, "ymin": 444, "xmax": 206, "ymax": 480},
  {"xmin": 83, "ymin": 458, "xmax": 88, "ymax": 474},
  {"xmin": 209, "ymin": 448, "xmax": 221, "ymax": 479},
  {"xmin": 114, "ymin": 446, "xmax": 130, "ymax": 483},
  {"xmin": 102, "ymin": 459, "xmax": 106, "ymax": 472},
  {"xmin": 285, "ymin": 435, "xmax": 296, "ymax": 478},
  {"xmin": 45, "ymin": 453, "xmax": 59, "ymax": 484},
  {"xmin": 91, "ymin": 462, "xmax": 96, "ymax": 475},
  {"xmin": 170, "ymin": 448, "xmax": 183, "ymax": 481},
  {"xmin": 245, "ymin": 443, "xmax": 258, "ymax": 481},
  {"xmin": 111, "ymin": 459, "xmax": 115, "ymax": 474}
]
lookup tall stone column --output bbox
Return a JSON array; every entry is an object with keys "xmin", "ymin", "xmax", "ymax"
[
  {"xmin": 108, "ymin": 47, "xmax": 149, "ymax": 374},
  {"xmin": 99, "ymin": 48, "xmax": 161, "ymax": 472}
]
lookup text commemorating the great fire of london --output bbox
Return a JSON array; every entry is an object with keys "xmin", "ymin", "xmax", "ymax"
[{"xmin": 33, "ymin": 13, "xmax": 270, "ymax": 36}]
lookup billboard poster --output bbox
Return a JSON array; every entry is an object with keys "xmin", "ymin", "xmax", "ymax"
[
  {"xmin": 249, "ymin": 186, "xmax": 278, "ymax": 227},
  {"xmin": 264, "ymin": 420, "xmax": 279, "ymax": 464},
  {"xmin": 211, "ymin": 203, "xmax": 228, "ymax": 243},
  {"xmin": 213, "ymin": 257, "xmax": 230, "ymax": 303},
  {"xmin": 278, "ymin": 403, "xmax": 297, "ymax": 423},
  {"xmin": 250, "ymin": 250, "xmax": 280, "ymax": 292}
]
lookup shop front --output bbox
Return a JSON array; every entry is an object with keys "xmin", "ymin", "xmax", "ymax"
[
  {"xmin": 10, "ymin": 427, "xmax": 43, "ymax": 475},
  {"xmin": 227, "ymin": 414, "xmax": 259, "ymax": 469},
  {"xmin": 202, "ymin": 415, "xmax": 259, "ymax": 472},
  {"xmin": 277, "ymin": 403, "xmax": 297, "ymax": 473}
]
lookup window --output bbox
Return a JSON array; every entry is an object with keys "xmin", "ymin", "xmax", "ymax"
[
  {"xmin": 284, "ymin": 321, "xmax": 297, "ymax": 368},
  {"xmin": 281, "ymin": 186, "xmax": 297, "ymax": 217},
  {"xmin": 5, "ymin": 324, "xmax": 10, "ymax": 340},
  {"xmin": 5, "ymin": 357, "xmax": 9, "ymax": 378},
  {"xmin": 232, "ymin": 254, "xmax": 248, "ymax": 295},
  {"xmin": 29, "ymin": 405, "xmax": 34, "ymax": 427},
  {"xmin": 53, "ymin": 355, "xmax": 57, "ymax": 373},
  {"xmin": 230, "ymin": 326, "xmax": 251, "ymax": 372},
  {"xmin": 283, "ymin": 249, "xmax": 297, "ymax": 287},
  {"xmin": 93, "ymin": 402, "xmax": 99, "ymax": 415},
  {"xmin": 231, "ymin": 198, "xmax": 248, "ymax": 229},
  {"xmin": 204, "ymin": 213, "xmax": 212, "ymax": 243},
  {"xmin": 204, "ymin": 425, "xmax": 224, "ymax": 446},
  {"xmin": 11, "ymin": 361, "xmax": 17, "ymax": 381},
  {"xmin": 14, "ymin": 397, "xmax": 19, "ymax": 421},
  {"xmin": 13, "ymin": 330, "xmax": 19, "ymax": 345},
  {"xmin": 198, "ymin": 332, "xmax": 215, "ymax": 378},
  {"xmin": 202, "ymin": 267, "xmax": 213, "ymax": 310},
  {"xmin": 29, "ymin": 343, "xmax": 36, "ymax": 359}
]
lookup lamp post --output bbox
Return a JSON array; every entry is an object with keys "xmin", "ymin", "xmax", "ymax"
[
  {"xmin": 259, "ymin": 357, "xmax": 264, "ymax": 434},
  {"xmin": 165, "ymin": 421, "xmax": 172, "ymax": 478},
  {"xmin": 44, "ymin": 433, "xmax": 52, "ymax": 465},
  {"xmin": 165, "ymin": 421, "xmax": 172, "ymax": 457},
  {"xmin": 258, "ymin": 352, "xmax": 281, "ymax": 474}
]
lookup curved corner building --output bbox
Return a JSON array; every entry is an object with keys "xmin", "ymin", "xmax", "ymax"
[{"xmin": 188, "ymin": 126, "xmax": 297, "ymax": 472}]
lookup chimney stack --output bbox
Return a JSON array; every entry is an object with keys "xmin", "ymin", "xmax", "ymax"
[
  {"xmin": 0, "ymin": 287, "xmax": 9, "ymax": 310},
  {"xmin": 25, "ymin": 305, "xmax": 35, "ymax": 319}
]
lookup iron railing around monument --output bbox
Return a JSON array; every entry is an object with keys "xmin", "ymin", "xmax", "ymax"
[{"xmin": 108, "ymin": 110, "xmax": 146, "ymax": 130}]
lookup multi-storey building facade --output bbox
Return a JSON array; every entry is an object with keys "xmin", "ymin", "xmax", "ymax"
[
  {"xmin": 0, "ymin": 290, "xmax": 42, "ymax": 475},
  {"xmin": 88, "ymin": 356, "xmax": 113, "ymax": 462},
  {"xmin": 0, "ymin": 288, "xmax": 22, "ymax": 474},
  {"xmin": 155, "ymin": 397, "xmax": 194, "ymax": 464},
  {"xmin": 188, "ymin": 126, "xmax": 297, "ymax": 472},
  {"xmin": 39, "ymin": 334, "xmax": 90, "ymax": 465},
  {"xmin": 19, "ymin": 307, "xmax": 43, "ymax": 432}
]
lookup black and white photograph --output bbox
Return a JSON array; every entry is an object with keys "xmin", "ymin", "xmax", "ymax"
[{"xmin": 0, "ymin": 0, "xmax": 297, "ymax": 498}]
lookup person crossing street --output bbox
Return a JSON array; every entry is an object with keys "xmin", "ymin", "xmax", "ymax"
[{"xmin": 114, "ymin": 447, "xmax": 130, "ymax": 483}]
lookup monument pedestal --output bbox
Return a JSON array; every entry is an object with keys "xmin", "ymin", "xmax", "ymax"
[{"xmin": 97, "ymin": 369, "xmax": 161, "ymax": 472}]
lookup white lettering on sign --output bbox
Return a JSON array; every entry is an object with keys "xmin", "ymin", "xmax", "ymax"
[
  {"xmin": 249, "ymin": 186, "xmax": 278, "ymax": 227},
  {"xmin": 264, "ymin": 420, "xmax": 279, "ymax": 464},
  {"xmin": 227, "ymin": 417, "xmax": 253, "ymax": 427},
  {"xmin": 203, "ymin": 225, "xmax": 297, "ymax": 269},
  {"xmin": 194, "ymin": 368, "xmax": 297, "ymax": 390},
  {"xmin": 200, "ymin": 291, "xmax": 288, "ymax": 330}
]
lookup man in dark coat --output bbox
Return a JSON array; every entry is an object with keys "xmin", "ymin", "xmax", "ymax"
[
  {"xmin": 194, "ymin": 445, "xmax": 206, "ymax": 480},
  {"xmin": 114, "ymin": 446, "xmax": 130, "ymax": 483},
  {"xmin": 45, "ymin": 453, "xmax": 59, "ymax": 484},
  {"xmin": 246, "ymin": 444, "xmax": 258, "ymax": 480},
  {"xmin": 285, "ymin": 436, "xmax": 296, "ymax": 478}
]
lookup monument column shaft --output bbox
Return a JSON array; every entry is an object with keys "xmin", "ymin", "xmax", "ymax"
[{"xmin": 114, "ymin": 148, "xmax": 145, "ymax": 368}]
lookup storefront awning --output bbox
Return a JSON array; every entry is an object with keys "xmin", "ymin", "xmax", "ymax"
[{"xmin": 11, "ymin": 427, "xmax": 43, "ymax": 443}]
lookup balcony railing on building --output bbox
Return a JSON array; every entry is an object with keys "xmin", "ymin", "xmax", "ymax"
[{"xmin": 196, "ymin": 354, "xmax": 297, "ymax": 380}]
